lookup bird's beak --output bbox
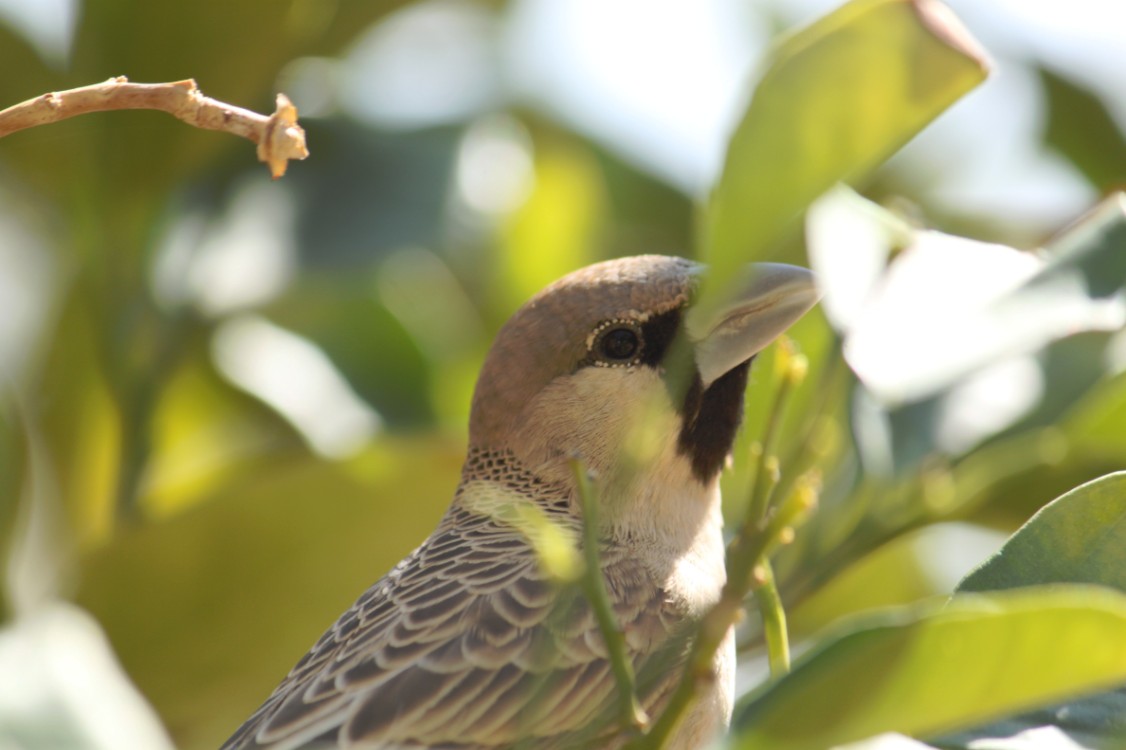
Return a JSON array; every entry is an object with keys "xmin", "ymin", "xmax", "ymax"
[{"xmin": 687, "ymin": 263, "xmax": 821, "ymax": 387}]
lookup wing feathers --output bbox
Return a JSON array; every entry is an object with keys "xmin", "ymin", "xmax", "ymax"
[{"xmin": 222, "ymin": 503, "xmax": 690, "ymax": 750}]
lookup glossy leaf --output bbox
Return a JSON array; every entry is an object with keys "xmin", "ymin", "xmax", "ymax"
[
  {"xmin": 855, "ymin": 193, "xmax": 1126, "ymax": 404},
  {"xmin": 957, "ymin": 472, "xmax": 1126, "ymax": 594},
  {"xmin": 942, "ymin": 472, "xmax": 1126, "ymax": 750},
  {"xmin": 730, "ymin": 588, "xmax": 1126, "ymax": 750},
  {"xmin": 806, "ymin": 185, "xmax": 911, "ymax": 333},
  {"xmin": 700, "ymin": 0, "xmax": 988, "ymax": 310}
]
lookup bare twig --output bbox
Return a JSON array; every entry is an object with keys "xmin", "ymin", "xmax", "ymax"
[
  {"xmin": 569, "ymin": 458, "xmax": 650, "ymax": 738},
  {"xmin": 0, "ymin": 76, "xmax": 308, "ymax": 178}
]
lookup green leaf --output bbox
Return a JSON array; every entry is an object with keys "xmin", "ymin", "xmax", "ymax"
[
  {"xmin": 805, "ymin": 185, "xmax": 911, "ymax": 333},
  {"xmin": 1040, "ymin": 67, "xmax": 1126, "ymax": 193},
  {"xmin": 787, "ymin": 526, "xmax": 953, "ymax": 639},
  {"xmin": 700, "ymin": 0, "xmax": 988, "ymax": 307},
  {"xmin": 843, "ymin": 192, "xmax": 1126, "ymax": 406},
  {"xmin": 0, "ymin": 22, "xmax": 55, "ymax": 108},
  {"xmin": 942, "ymin": 473, "xmax": 1126, "ymax": 750},
  {"xmin": 957, "ymin": 472, "xmax": 1126, "ymax": 594},
  {"xmin": 729, "ymin": 588, "xmax": 1126, "ymax": 750}
]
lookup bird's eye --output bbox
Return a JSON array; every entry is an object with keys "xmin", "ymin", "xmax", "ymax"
[{"xmin": 599, "ymin": 327, "xmax": 640, "ymax": 361}]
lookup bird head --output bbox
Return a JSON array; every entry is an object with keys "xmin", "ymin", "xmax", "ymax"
[{"xmin": 467, "ymin": 255, "xmax": 819, "ymax": 544}]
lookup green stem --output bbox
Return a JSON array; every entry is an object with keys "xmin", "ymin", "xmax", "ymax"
[
  {"xmin": 771, "ymin": 340, "xmax": 845, "ymax": 511},
  {"xmin": 569, "ymin": 459, "xmax": 649, "ymax": 736},
  {"xmin": 752, "ymin": 560, "xmax": 790, "ymax": 676},
  {"xmin": 746, "ymin": 379, "xmax": 791, "ymax": 527},
  {"xmin": 745, "ymin": 338, "xmax": 808, "ymax": 532},
  {"xmin": 627, "ymin": 345, "xmax": 818, "ymax": 748},
  {"xmin": 626, "ymin": 527, "xmax": 774, "ymax": 750}
]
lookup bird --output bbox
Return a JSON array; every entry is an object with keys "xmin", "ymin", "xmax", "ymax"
[{"xmin": 221, "ymin": 255, "xmax": 819, "ymax": 750}]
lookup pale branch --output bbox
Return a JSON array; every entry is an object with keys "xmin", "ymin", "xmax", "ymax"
[{"xmin": 0, "ymin": 76, "xmax": 308, "ymax": 178}]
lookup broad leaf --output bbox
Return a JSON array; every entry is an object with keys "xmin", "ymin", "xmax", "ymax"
[
  {"xmin": 729, "ymin": 588, "xmax": 1126, "ymax": 750},
  {"xmin": 843, "ymin": 193, "xmax": 1126, "ymax": 405},
  {"xmin": 941, "ymin": 472, "xmax": 1126, "ymax": 750},
  {"xmin": 1040, "ymin": 67, "xmax": 1126, "ymax": 193},
  {"xmin": 700, "ymin": 0, "xmax": 988, "ymax": 312},
  {"xmin": 957, "ymin": 472, "xmax": 1126, "ymax": 594}
]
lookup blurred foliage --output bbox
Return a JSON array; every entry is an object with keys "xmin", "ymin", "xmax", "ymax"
[
  {"xmin": 699, "ymin": 0, "xmax": 986, "ymax": 310},
  {"xmin": 1, "ymin": 0, "xmax": 1125, "ymax": 748},
  {"xmin": 734, "ymin": 587, "xmax": 1126, "ymax": 750},
  {"xmin": 1040, "ymin": 67, "xmax": 1126, "ymax": 195},
  {"xmin": 75, "ymin": 437, "xmax": 461, "ymax": 747}
]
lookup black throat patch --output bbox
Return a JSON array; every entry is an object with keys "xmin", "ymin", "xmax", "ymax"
[
  {"xmin": 639, "ymin": 307, "xmax": 752, "ymax": 483},
  {"xmin": 677, "ymin": 361, "xmax": 751, "ymax": 483}
]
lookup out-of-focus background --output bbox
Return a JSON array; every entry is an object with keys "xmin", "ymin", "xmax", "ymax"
[{"xmin": 0, "ymin": 1, "xmax": 1124, "ymax": 748}]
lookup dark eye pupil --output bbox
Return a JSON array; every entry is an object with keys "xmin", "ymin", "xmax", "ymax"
[{"xmin": 602, "ymin": 328, "xmax": 639, "ymax": 360}]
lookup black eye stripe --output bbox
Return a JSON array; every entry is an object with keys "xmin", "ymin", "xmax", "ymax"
[
  {"xmin": 580, "ymin": 308, "xmax": 684, "ymax": 370},
  {"xmin": 638, "ymin": 308, "xmax": 681, "ymax": 367}
]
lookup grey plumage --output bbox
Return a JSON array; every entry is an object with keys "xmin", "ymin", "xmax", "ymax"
[{"xmin": 221, "ymin": 255, "xmax": 818, "ymax": 750}]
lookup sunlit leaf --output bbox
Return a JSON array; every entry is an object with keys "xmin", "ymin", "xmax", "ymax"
[
  {"xmin": 787, "ymin": 525, "xmax": 960, "ymax": 639},
  {"xmin": 730, "ymin": 588, "xmax": 1126, "ymax": 750},
  {"xmin": 806, "ymin": 186, "xmax": 911, "ymax": 332},
  {"xmin": 941, "ymin": 472, "xmax": 1126, "ymax": 750},
  {"xmin": 700, "ymin": 0, "xmax": 988, "ymax": 310},
  {"xmin": 846, "ymin": 193, "xmax": 1126, "ymax": 405},
  {"xmin": 142, "ymin": 335, "xmax": 309, "ymax": 518},
  {"xmin": 1065, "ymin": 371, "xmax": 1126, "ymax": 455},
  {"xmin": 957, "ymin": 472, "xmax": 1126, "ymax": 594}
]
